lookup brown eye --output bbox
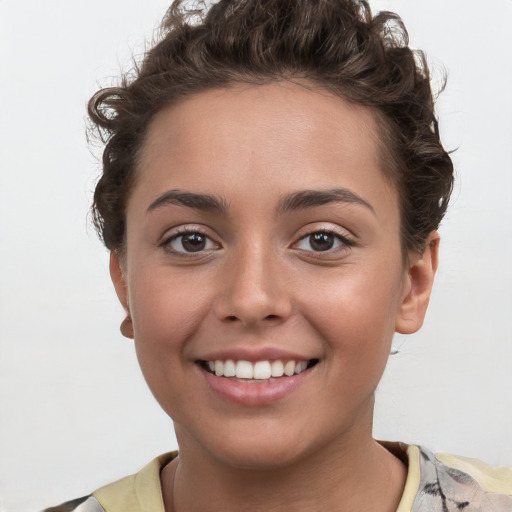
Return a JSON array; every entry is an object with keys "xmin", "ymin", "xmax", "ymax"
[
  {"xmin": 309, "ymin": 232, "xmax": 335, "ymax": 251},
  {"xmin": 180, "ymin": 233, "xmax": 207, "ymax": 252},
  {"xmin": 164, "ymin": 230, "xmax": 217, "ymax": 254},
  {"xmin": 295, "ymin": 230, "xmax": 353, "ymax": 253}
]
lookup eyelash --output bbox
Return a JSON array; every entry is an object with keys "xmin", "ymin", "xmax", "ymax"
[
  {"xmin": 159, "ymin": 227, "xmax": 219, "ymax": 257},
  {"xmin": 159, "ymin": 227, "xmax": 356, "ymax": 257},
  {"xmin": 294, "ymin": 228, "xmax": 356, "ymax": 255}
]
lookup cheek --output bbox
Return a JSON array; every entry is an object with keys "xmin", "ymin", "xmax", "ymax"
[
  {"xmin": 298, "ymin": 263, "xmax": 403, "ymax": 362},
  {"xmin": 129, "ymin": 265, "xmax": 208, "ymax": 333},
  {"xmin": 128, "ymin": 269, "xmax": 212, "ymax": 372},
  {"xmin": 127, "ymin": 271, "xmax": 213, "ymax": 415}
]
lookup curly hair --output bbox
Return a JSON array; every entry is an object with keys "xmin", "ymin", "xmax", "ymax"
[{"xmin": 88, "ymin": 0, "xmax": 454, "ymax": 253}]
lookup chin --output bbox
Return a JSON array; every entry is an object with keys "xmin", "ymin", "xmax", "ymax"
[{"xmin": 190, "ymin": 417, "xmax": 328, "ymax": 472}]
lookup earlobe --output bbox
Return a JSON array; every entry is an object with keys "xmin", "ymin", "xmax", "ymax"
[
  {"xmin": 110, "ymin": 251, "xmax": 134, "ymax": 339},
  {"xmin": 395, "ymin": 232, "xmax": 440, "ymax": 335}
]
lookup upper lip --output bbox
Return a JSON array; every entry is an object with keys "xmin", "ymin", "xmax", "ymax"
[{"xmin": 196, "ymin": 347, "xmax": 318, "ymax": 363}]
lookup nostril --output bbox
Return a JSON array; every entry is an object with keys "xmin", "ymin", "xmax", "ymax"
[{"xmin": 264, "ymin": 314, "xmax": 279, "ymax": 320}]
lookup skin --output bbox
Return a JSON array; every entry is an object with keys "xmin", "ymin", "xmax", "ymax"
[{"xmin": 111, "ymin": 82, "xmax": 439, "ymax": 511}]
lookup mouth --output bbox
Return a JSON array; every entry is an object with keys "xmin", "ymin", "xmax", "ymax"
[{"xmin": 198, "ymin": 358, "xmax": 319, "ymax": 382}]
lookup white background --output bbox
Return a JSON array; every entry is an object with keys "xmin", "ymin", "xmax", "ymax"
[{"xmin": 1, "ymin": 1, "xmax": 511, "ymax": 511}]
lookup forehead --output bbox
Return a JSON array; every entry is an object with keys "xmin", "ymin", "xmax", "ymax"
[{"xmin": 135, "ymin": 81, "xmax": 397, "ymax": 218}]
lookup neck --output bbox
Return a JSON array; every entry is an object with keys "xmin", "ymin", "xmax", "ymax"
[{"xmin": 161, "ymin": 427, "xmax": 406, "ymax": 512}]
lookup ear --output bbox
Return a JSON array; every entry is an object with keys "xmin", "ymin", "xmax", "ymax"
[
  {"xmin": 110, "ymin": 251, "xmax": 134, "ymax": 338},
  {"xmin": 110, "ymin": 251, "xmax": 129, "ymax": 309},
  {"xmin": 395, "ymin": 232, "xmax": 440, "ymax": 334}
]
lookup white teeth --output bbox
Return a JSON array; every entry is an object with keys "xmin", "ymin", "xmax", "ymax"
[
  {"xmin": 206, "ymin": 359, "xmax": 312, "ymax": 380},
  {"xmin": 284, "ymin": 360, "xmax": 296, "ymax": 377},
  {"xmin": 224, "ymin": 359, "xmax": 236, "ymax": 377},
  {"xmin": 295, "ymin": 361, "xmax": 307, "ymax": 374},
  {"xmin": 253, "ymin": 361, "xmax": 272, "ymax": 379},
  {"xmin": 235, "ymin": 360, "xmax": 254, "ymax": 379},
  {"xmin": 214, "ymin": 360, "xmax": 224, "ymax": 376},
  {"xmin": 271, "ymin": 360, "xmax": 284, "ymax": 377}
]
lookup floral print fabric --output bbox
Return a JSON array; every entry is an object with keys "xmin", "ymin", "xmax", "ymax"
[{"xmin": 412, "ymin": 447, "xmax": 512, "ymax": 511}]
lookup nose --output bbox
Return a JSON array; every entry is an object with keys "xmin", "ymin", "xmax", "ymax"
[{"xmin": 213, "ymin": 242, "xmax": 293, "ymax": 328}]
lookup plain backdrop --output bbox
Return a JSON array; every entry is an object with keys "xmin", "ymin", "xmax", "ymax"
[{"xmin": 1, "ymin": 1, "xmax": 511, "ymax": 511}]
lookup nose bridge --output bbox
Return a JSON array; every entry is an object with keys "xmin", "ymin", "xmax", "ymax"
[{"xmin": 214, "ymin": 236, "xmax": 291, "ymax": 325}]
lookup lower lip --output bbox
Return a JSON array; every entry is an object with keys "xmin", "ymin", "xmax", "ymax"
[{"xmin": 199, "ymin": 365, "xmax": 313, "ymax": 406}]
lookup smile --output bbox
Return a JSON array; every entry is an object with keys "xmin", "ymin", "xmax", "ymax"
[
  {"xmin": 200, "ymin": 359, "xmax": 318, "ymax": 381},
  {"xmin": 198, "ymin": 356, "xmax": 319, "ymax": 405}
]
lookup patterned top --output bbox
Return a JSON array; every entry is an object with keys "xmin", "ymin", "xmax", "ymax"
[
  {"xmin": 42, "ymin": 444, "xmax": 512, "ymax": 512},
  {"xmin": 411, "ymin": 446, "xmax": 512, "ymax": 511}
]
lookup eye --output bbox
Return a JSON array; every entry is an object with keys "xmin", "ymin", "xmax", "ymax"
[
  {"xmin": 295, "ymin": 230, "xmax": 354, "ymax": 253},
  {"xmin": 161, "ymin": 229, "xmax": 219, "ymax": 254}
]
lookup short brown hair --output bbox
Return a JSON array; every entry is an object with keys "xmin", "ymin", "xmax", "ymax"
[{"xmin": 88, "ymin": 0, "xmax": 454, "ymax": 253}]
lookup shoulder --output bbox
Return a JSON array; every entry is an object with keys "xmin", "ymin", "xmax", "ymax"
[
  {"xmin": 411, "ymin": 445, "xmax": 512, "ymax": 512},
  {"xmin": 41, "ymin": 496, "xmax": 104, "ymax": 512},
  {"xmin": 435, "ymin": 451, "xmax": 512, "ymax": 495},
  {"xmin": 41, "ymin": 452, "xmax": 177, "ymax": 512}
]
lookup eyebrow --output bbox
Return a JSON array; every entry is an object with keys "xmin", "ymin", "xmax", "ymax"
[
  {"xmin": 146, "ymin": 187, "xmax": 374, "ymax": 216},
  {"xmin": 277, "ymin": 188, "xmax": 375, "ymax": 215},
  {"xmin": 147, "ymin": 189, "xmax": 228, "ymax": 214}
]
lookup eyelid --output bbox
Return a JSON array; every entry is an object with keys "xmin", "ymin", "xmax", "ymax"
[
  {"xmin": 157, "ymin": 223, "xmax": 355, "ymax": 258},
  {"xmin": 159, "ymin": 225, "xmax": 221, "ymax": 255},
  {"xmin": 292, "ymin": 225, "xmax": 356, "ymax": 254}
]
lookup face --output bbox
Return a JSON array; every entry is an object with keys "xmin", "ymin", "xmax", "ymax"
[{"xmin": 112, "ymin": 82, "xmax": 435, "ymax": 469}]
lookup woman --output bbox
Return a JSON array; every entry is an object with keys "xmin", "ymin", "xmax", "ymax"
[{"xmin": 43, "ymin": 0, "xmax": 512, "ymax": 510}]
